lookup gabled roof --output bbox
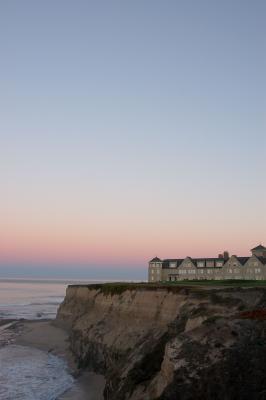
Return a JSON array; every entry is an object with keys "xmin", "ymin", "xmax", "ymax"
[
  {"xmin": 257, "ymin": 257, "xmax": 266, "ymax": 265},
  {"xmin": 225, "ymin": 256, "xmax": 250, "ymax": 266},
  {"xmin": 150, "ymin": 257, "xmax": 162, "ymax": 262},
  {"xmin": 236, "ymin": 257, "xmax": 250, "ymax": 265},
  {"xmin": 251, "ymin": 244, "xmax": 266, "ymax": 251}
]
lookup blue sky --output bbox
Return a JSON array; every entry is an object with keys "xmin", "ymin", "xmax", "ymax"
[{"xmin": 0, "ymin": 1, "xmax": 265, "ymax": 279}]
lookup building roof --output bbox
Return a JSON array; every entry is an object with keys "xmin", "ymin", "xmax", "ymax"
[
  {"xmin": 251, "ymin": 244, "xmax": 266, "ymax": 251},
  {"xmin": 149, "ymin": 248, "xmax": 266, "ymax": 270},
  {"xmin": 162, "ymin": 257, "xmax": 225, "ymax": 269},
  {"xmin": 236, "ymin": 257, "xmax": 250, "ymax": 265},
  {"xmin": 150, "ymin": 257, "xmax": 162, "ymax": 262},
  {"xmin": 161, "ymin": 256, "xmax": 253, "ymax": 268},
  {"xmin": 191, "ymin": 258, "xmax": 225, "ymax": 267},
  {"xmin": 162, "ymin": 259, "xmax": 184, "ymax": 268},
  {"xmin": 257, "ymin": 257, "xmax": 266, "ymax": 265},
  {"xmin": 191, "ymin": 257, "xmax": 224, "ymax": 262}
]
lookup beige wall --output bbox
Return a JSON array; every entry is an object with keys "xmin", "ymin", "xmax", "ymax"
[
  {"xmin": 243, "ymin": 256, "xmax": 266, "ymax": 280},
  {"xmin": 148, "ymin": 262, "xmax": 163, "ymax": 282}
]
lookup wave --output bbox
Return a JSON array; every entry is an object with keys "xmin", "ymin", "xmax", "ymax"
[
  {"xmin": 0, "ymin": 345, "xmax": 73, "ymax": 400},
  {"xmin": 0, "ymin": 301, "xmax": 62, "ymax": 307},
  {"xmin": 24, "ymin": 301, "xmax": 62, "ymax": 306},
  {"xmin": 0, "ymin": 301, "xmax": 63, "ymax": 320}
]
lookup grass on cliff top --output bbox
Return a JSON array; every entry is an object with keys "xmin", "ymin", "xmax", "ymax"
[
  {"xmin": 69, "ymin": 280, "xmax": 266, "ymax": 296},
  {"xmin": 164, "ymin": 280, "xmax": 266, "ymax": 287}
]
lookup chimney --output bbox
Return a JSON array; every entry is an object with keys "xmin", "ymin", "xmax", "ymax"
[{"xmin": 223, "ymin": 251, "xmax": 229, "ymax": 260}]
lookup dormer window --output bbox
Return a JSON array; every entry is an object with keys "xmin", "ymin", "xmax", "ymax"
[
  {"xmin": 197, "ymin": 261, "xmax": 205, "ymax": 267},
  {"xmin": 206, "ymin": 261, "xmax": 214, "ymax": 268}
]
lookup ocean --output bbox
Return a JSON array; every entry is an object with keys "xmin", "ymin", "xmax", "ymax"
[
  {"xmin": 0, "ymin": 278, "xmax": 101, "ymax": 400},
  {"xmin": 0, "ymin": 344, "xmax": 74, "ymax": 400},
  {"xmin": 0, "ymin": 278, "xmax": 70, "ymax": 320}
]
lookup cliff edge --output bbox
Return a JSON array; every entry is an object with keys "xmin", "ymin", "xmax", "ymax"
[{"xmin": 56, "ymin": 284, "xmax": 266, "ymax": 400}]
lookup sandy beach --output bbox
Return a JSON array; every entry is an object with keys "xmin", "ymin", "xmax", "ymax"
[{"xmin": 5, "ymin": 320, "xmax": 105, "ymax": 400}]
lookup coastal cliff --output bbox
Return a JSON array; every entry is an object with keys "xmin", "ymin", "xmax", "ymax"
[{"xmin": 56, "ymin": 284, "xmax": 266, "ymax": 400}]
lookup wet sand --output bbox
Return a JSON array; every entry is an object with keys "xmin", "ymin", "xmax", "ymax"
[{"xmin": 12, "ymin": 320, "xmax": 105, "ymax": 400}]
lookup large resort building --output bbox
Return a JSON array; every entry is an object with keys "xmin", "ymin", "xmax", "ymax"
[{"xmin": 148, "ymin": 245, "xmax": 266, "ymax": 282}]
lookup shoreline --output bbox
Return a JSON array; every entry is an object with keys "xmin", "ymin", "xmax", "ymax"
[{"xmin": 0, "ymin": 319, "xmax": 105, "ymax": 400}]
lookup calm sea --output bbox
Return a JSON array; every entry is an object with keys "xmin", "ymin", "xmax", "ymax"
[{"xmin": 0, "ymin": 278, "xmax": 100, "ymax": 320}]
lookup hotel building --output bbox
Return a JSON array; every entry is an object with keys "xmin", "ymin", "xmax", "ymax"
[{"xmin": 148, "ymin": 245, "xmax": 266, "ymax": 282}]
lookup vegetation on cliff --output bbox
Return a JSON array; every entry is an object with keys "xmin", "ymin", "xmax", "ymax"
[{"xmin": 69, "ymin": 280, "xmax": 266, "ymax": 297}]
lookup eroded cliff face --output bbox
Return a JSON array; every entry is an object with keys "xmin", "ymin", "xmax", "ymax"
[{"xmin": 56, "ymin": 285, "xmax": 266, "ymax": 400}]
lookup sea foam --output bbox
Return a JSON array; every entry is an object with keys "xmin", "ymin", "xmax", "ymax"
[{"xmin": 0, "ymin": 345, "xmax": 73, "ymax": 400}]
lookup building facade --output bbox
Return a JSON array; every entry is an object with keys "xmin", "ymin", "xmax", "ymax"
[{"xmin": 148, "ymin": 245, "xmax": 266, "ymax": 282}]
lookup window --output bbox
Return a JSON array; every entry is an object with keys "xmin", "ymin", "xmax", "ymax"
[
  {"xmin": 206, "ymin": 261, "xmax": 214, "ymax": 268},
  {"xmin": 197, "ymin": 262, "xmax": 204, "ymax": 267}
]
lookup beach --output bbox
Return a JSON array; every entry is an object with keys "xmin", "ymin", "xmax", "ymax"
[{"xmin": 1, "ymin": 320, "xmax": 105, "ymax": 400}]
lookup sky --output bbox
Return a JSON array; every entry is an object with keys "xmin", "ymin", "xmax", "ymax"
[{"xmin": 0, "ymin": 1, "xmax": 265, "ymax": 279}]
